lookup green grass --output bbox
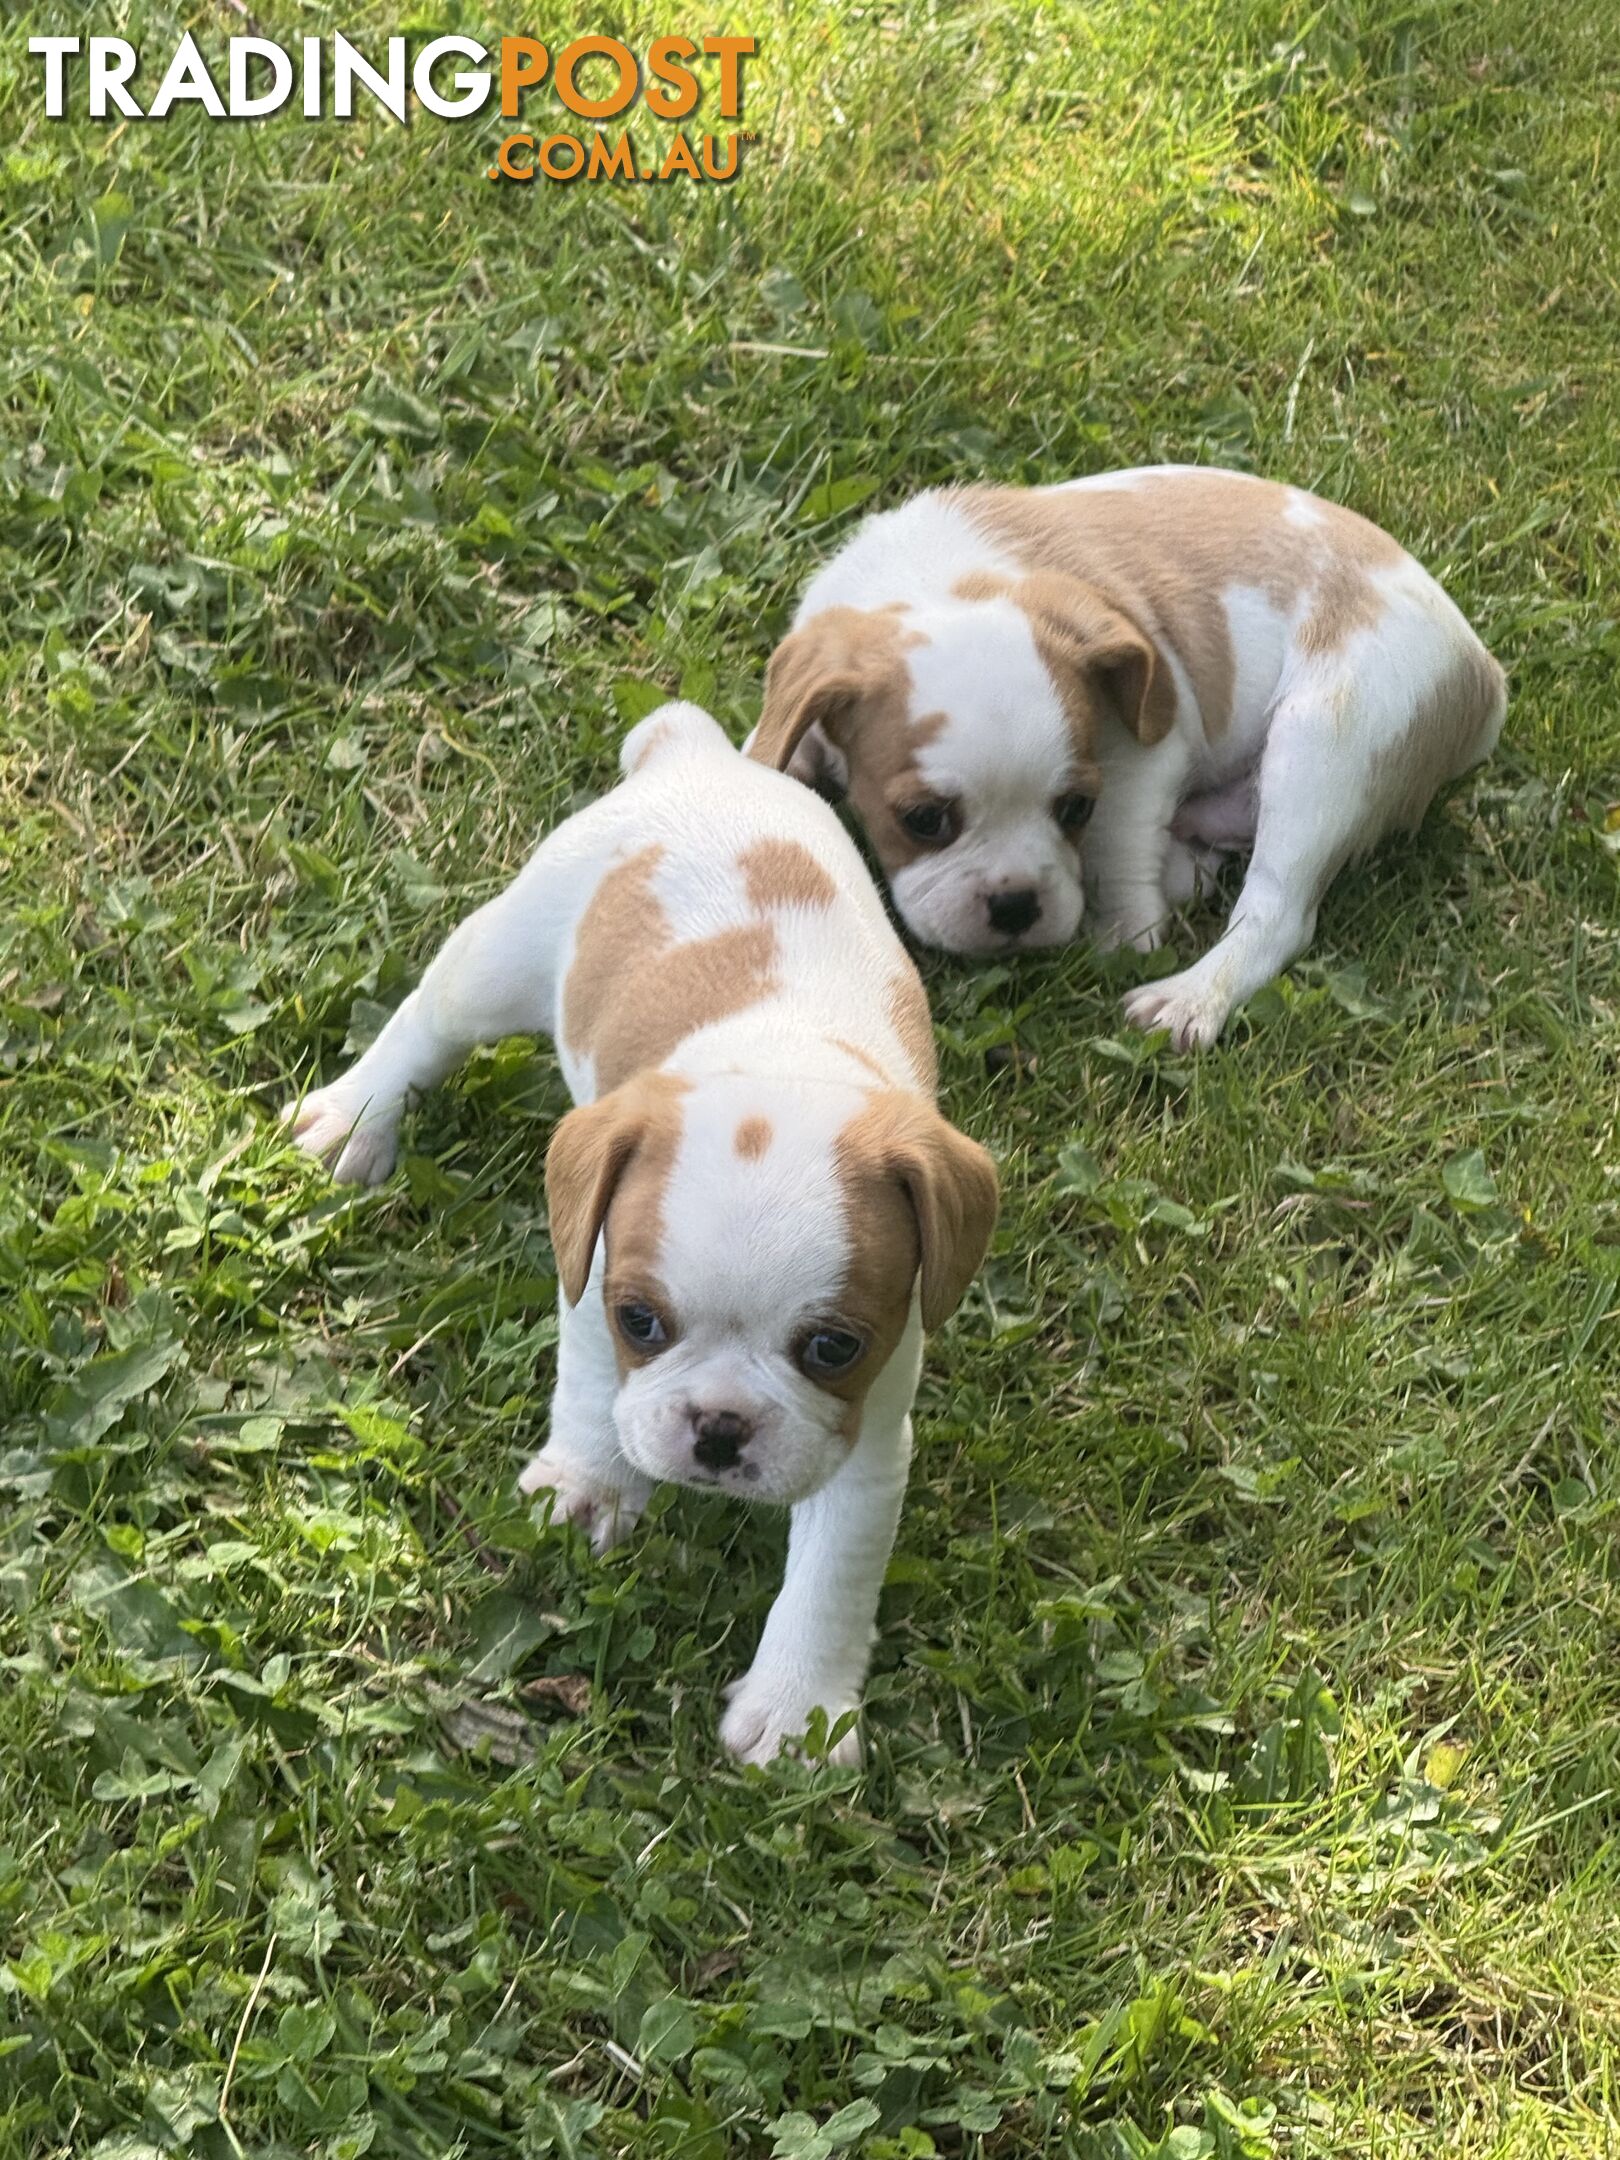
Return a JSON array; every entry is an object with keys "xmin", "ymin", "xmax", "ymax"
[{"xmin": 2, "ymin": 0, "xmax": 1619, "ymax": 2153}]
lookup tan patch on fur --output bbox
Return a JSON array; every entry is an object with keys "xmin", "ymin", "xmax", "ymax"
[
  {"xmin": 1296, "ymin": 565, "xmax": 1396, "ymax": 659},
  {"xmin": 545, "ymin": 1071, "xmax": 688, "ymax": 1338},
  {"xmin": 751, "ymin": 609, "xmax": 956, "ymax": 873},
  {"xmin": 886, "ymin": 968, "xmax": 937, "ymax": 1091},
  {"xmin": 1368, "ymin": 644, "xmax": 1506, "ymax": 833},
  {"xmin": 955, "ymin": 567, "xmax": 1160, "ymax": 768},
  {"xmin": 831, "ymin": 1036, "xmax": 893, "ymax": 1085},
  {"xmin": 738, "ymin": 836, "xmax": 838, "ymax": 912},
  {"xmin": 825, "ymin": 1101, "xmax": 925, "ymax": 1440},
  {"xmin": 952, "ymin": 569, "xmax": 1005, "ymax": 604},
  {"xmin": 564, "ymin": 846, "xmax": 778, "ymax": 1094},
  {"xmin": 598, "ymin": 1091, "xmax": 689, "ymax": 1379},
  {"xmin": 751, "ymin": 604, "xmax": 921, "ymax": 772},
  {"xmin": 1029, "ymin": 609, "xmax": 1154, "ymax": 771},
  {"xmin": 822, "ymin": 1091, "xmax": 999, "ymax": 1437},
  {"xmin": 854, "ymin": 709, "xmax": 951, "ymax": 872},
  {"xmin": 964, "ymin": 473, "xmax": 1408, "ymax": 741},
  {"xmin": 734, "ymin": 1115, "xmax": 772, "ymax": 1160}
]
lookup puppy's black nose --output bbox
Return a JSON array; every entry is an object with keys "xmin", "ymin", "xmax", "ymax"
[
  {"xmin": 987, "ymin": 888, "xmax": 1041, "ymax": 939},
  {"xmin": 692, "ymin": 1409, "xmax": 753, "ymax": 1471}
]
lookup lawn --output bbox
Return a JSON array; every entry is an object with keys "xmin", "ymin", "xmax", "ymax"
[{"xmin": 3, "ymin": 1, "xmax": 1619, "ymax": 2154}]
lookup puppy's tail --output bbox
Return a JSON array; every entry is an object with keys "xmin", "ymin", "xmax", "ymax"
[{"xmin": 619, "ymin": 701, "xmax": 731, "ymax": 779}]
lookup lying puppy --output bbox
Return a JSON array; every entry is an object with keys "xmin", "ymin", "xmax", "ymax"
[
  {"xmin": 285, "ymin": 704, "xmax": 997, "ymax": 1766},
  {"xmin": 750, "ymin": 465, "xmax": 1505, "ymax": 1047}
]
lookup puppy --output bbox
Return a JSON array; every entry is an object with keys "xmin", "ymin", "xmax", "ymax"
[
  {"xmin": 750, "ymin": 465, "xmax": 1505, "ymax": 1047},
  {"xmin": 284, "ymin": 704, "xmax": 997, "ymax": 1766}
]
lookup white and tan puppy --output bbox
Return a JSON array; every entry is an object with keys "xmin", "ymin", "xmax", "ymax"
[
  {"xmin": 751, "ymin": 465, "xmax": 1506, "ymax": 1047},
  {"xmin": 284, "ymin": 704, "xmax": 997, "ymax": 1767}
]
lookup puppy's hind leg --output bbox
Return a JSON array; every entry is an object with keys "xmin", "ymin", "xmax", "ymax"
[
  {"xmin": 1123, "ymin": 686, "xmax": 1372, "ymax": 1049},
  {"xmin": 284, "ymin": 836, "xmax": 583, "ymax": 1184}
]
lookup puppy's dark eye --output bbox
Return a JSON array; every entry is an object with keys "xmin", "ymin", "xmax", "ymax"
[
  {"xmin": 798, "ymin": 1328, "xmax": 865, "ymax": 1379},
  {"xmin": 1054, "ymin": 792, "xmax": 1095, "ymax": 834},
  {"xmin": 615, "ymin": 1301, "xmax": 669, "ymax": 1351},
  {"xmin": 898, "ymin": 800, "xmax": 958, "ymax": 846}
]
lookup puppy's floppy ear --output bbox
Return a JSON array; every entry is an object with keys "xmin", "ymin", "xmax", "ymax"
[
  {"xmin": 1015, "ymin": 571, "xmax": 1176, "ymax": 749},
  {"xmin": 750, "ymin": 606, "xmax": 906, "ymax": 784},
  {"xmin": 545, "ymin": 1076, "xmax": 683, "ymax": 1306},
  {"xmin": 880, "ymin": 1100, "xmax": 1000, "ymax": 1332}
]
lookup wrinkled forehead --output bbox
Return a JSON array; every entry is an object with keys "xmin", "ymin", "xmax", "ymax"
[
  {"xmin": 614, "ymin": 1080, "xmax": 858, "ymax": 1323},
  {"xmin": 902, "ymin": 607, "xmax": 1073, "ymax": 801}
]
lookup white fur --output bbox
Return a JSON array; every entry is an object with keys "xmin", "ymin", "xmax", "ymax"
[
  {"xmin": 892, "ymin": 604, "xmax": 1083, "ymax": 952},
  {"xmin": 787, "ymin": 472, "xmax": 1505, "ymax": 1040},
  {"xmin": 1125, "ymin": 568, "xmax": 1501, "ymax": 1046},
  {"xmin": 283, "ymin": 704, "xmax": 934, "ymax": 1767},
  {"xmin": 797, "ymin": 500, "xmax": 1022, "ymax": 616}
]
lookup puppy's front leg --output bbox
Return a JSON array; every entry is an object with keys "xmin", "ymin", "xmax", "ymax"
[
  {"xmin": 520, "ymin": 1278, "xmax": 653, "ymax": 1555},
  {"xmin": 721, "ymin": 1408, "xmax": 914, "ymax": 1770},
  {"xmin": 1087, "ymin": 728, "xmax": 1194, "ymax": 953}
]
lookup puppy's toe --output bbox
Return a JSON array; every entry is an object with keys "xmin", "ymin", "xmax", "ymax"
[
  {"xmin": 1123, "ymin": 970, "xmax": 1231, "ymax": 1052},
  {"xmin": 283, "ymin": 1088, "xmax": 398, "ymax": 1186},
  {"xmin": 720, "ymin": 1668, "xmax": 862, "ymax": 1769},
  {"xmin": 519, "ymin": 1454, "xmax": 645, "ymax": 1555}
]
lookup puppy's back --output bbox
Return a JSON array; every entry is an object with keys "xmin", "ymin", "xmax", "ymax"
[{"xmin": 559, "ymin": 704, "xmax": 930, "ymax": 1101}]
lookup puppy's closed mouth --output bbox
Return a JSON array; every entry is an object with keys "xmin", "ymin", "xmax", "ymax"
[{"xmin": 675, "ymin": 1460, "xmax": 764, "ymax": 1491}]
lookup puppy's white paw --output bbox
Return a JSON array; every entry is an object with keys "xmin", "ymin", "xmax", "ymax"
[
  {"xmin": 1123, "ymin": 966, "xmax": 1232, "ymax": 1051},
  {"xmin": 720, "ymin": 1666, "xmax": 863, "ymax": 1769},
  {"xmin": 519, "ymin": 1452, "xmax": 648, "ymax": 1555},
  {"xmin": 283, "ymin": 1085, "xmax": 399, "ymax": 1186}
]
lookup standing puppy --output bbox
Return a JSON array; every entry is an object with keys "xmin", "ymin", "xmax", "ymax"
[
  {"xmin": 751, "ymin": 466, "xmax": 1505, "ymax": 1047},
  {"xmin": 285, "ymin": 705, "xmax": 997, "ymax": 1767}
]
